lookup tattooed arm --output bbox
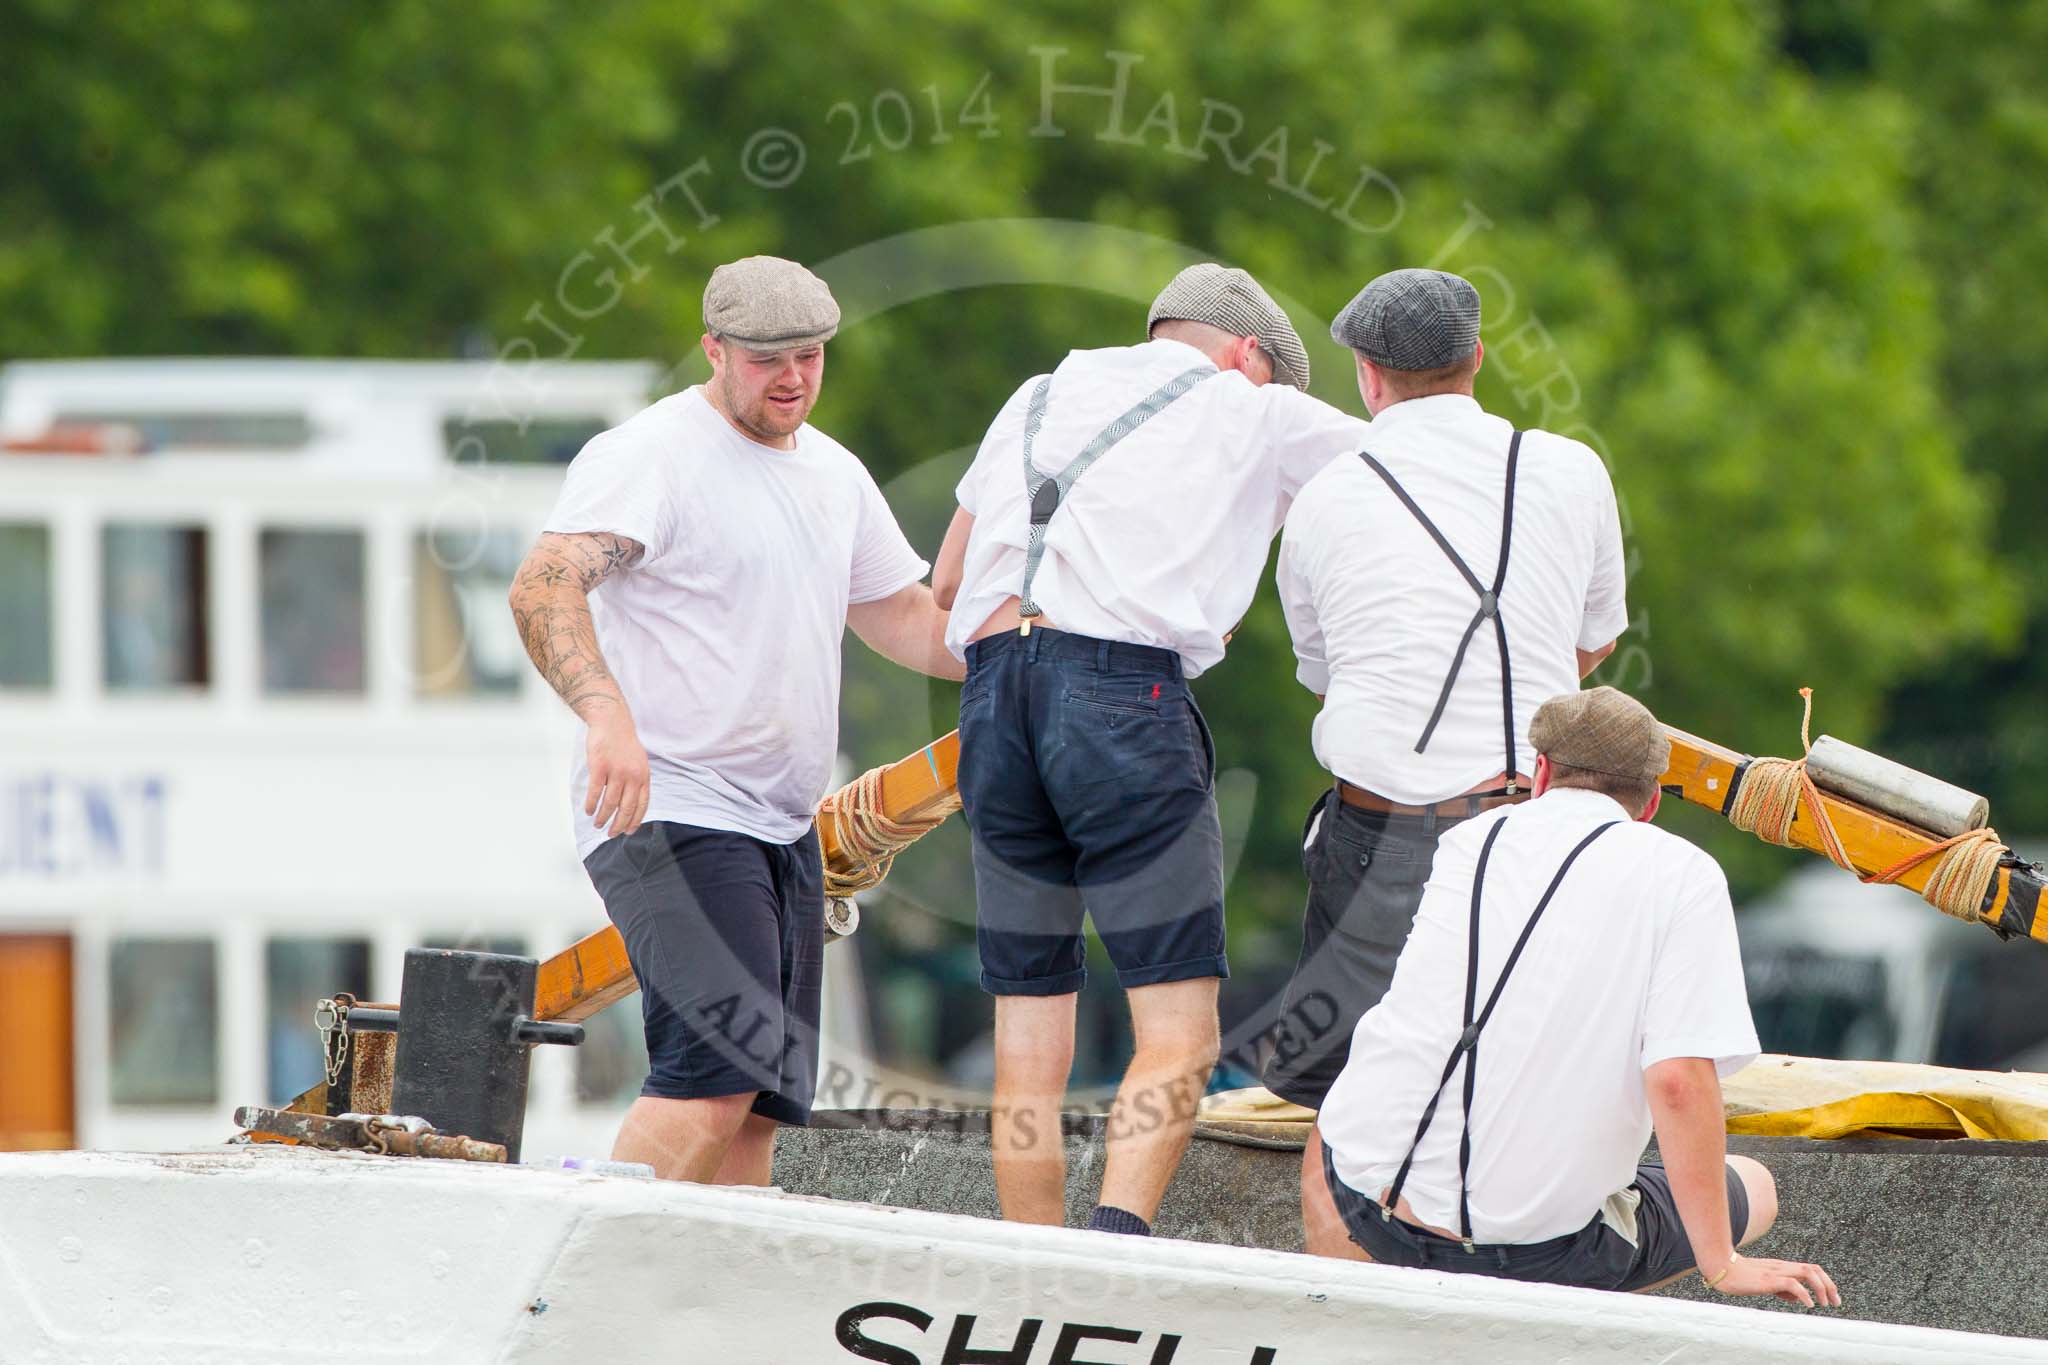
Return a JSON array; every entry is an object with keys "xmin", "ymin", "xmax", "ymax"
[{"xmin": 509, "ymin": 531, "xmax": 650, "ymax": 838}]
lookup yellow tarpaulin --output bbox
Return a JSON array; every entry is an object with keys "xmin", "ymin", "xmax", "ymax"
[
  {"xmin": 1197, "ymin": 1055, "xmax": 2048, "ymax": 1143},
  {"xmin": 1722, "ymin": 1054, "xmax": 2048, "ymax": 1140}
]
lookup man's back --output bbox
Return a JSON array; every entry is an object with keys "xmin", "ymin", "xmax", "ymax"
[
  {"xmin": 947, "ymin": 337, "xmax": 1366, "ymax": 675},
  {"xmin": 1280, "ymin": 393, "xmax": 1627, "ymax": 802},
  {"xmin": 1320, "ymin": 788, "xmax": 1757, "ymax": 1245}
]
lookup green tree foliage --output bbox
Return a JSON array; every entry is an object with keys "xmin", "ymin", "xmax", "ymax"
[
  {"xmin": 1828, "ymin": 0, "xmax": 2048, "ymax": 839},
  {"xmin": 1, "ymin": 0, "xmax": 2026, "ymax": 924}
]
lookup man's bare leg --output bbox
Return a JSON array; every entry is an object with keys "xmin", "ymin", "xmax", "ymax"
[
  {"xmin": 993, "ymin": 993, "xmax": 1078, "ymax": 1224},
  {"xmin": 1095, "ymin": 977, "xmax": 1221, "ymax": 1224},
  {"xmin": 611, "ymin": 1092, "xmax": 755, "ymax": 1182},
  {"xmin": 712, "ymin": 1111, "xmax": 780, "ymax": 1186},
  {"xmin": 1634, "ymin": 1157, "xmax": 1782, "ymax": 1292},
  {"xmin": 1301, "ymin": 1126, "xmax": 1373, "ymax": 1260},
  {"xmin": 1728, "ymin": 1155, "xmax": 1779, "ymax": 1245}
]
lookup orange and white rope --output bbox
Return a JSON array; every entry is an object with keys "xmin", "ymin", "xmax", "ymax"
[{"xmin": 1727, "ymin": 688, "xmax": 2005, "ymax": 924}]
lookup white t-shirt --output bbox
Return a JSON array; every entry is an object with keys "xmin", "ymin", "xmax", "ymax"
[
  {"xmin": 946, "ymin": 338, "xmax": 1371, "ymax": 676},
  {"xmin": 1278, "ymin": 394, "xmax": 1629, "ymax": 803},
  {"xmin": 543, "ymin": 387, "xmax": 928, "ymax": 855},
  {"xmin": 1319, "ymin": 788, "xmax": 1760, "ymax": 1245}
]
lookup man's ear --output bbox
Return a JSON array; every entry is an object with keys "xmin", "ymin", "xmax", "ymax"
[
  {"xmin": 1639, "ymin": 787, "xmax": 1662, "ymax": 824},
  {"xmin": 1236, "ymin": 334, "xmax": 1262, "ymax": 376},
  {"xmin": 1356, "ymin": 354, "xmax": 1380, "ymax": 414},
  {"xmin": 1532, "ymin": 753, "xmax": 1553, "ymax": 798},
  {"xmin": 1471, "ymin": 337, "xmax": 1484, "ymax": 378},
  {"xmin": 701, "ymin": 333, "xmax": 722, "ymax": 370}
]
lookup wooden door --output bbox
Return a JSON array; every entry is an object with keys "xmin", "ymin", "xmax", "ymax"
[{"xmin": 0, "ymin": 935, "xmax": 75, "ymax": 1150}]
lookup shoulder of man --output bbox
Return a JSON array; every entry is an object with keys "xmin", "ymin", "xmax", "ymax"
[
  {"xmin": 561, "ymin": 394, "xmax": 681, "ymax": 471},
  {"xmin": 1604, "ymin": 817, "xmax": 1731, "ymax": 901},
  {"xmin": 586, "ymin": 387, "xmax": 706, "ymax": 450},
  {"xmin": 1283, "ymin": 445, "xmax": 1377, "ymax": 522},
  {"xmin": 1513, "ymin": 424, "xmax": 1617, "ymax": 491}
]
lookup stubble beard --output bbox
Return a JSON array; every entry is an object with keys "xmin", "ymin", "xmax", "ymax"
[{"xmin": 713, "ymin": 370, "xmax": 811, "ymax": 446}]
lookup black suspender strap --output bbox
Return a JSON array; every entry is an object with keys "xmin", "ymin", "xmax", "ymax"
[
  {"xmin": 1016, "ymin": 365, "xmax": 1215, "ymax": 631},
  {"xmin": 1380, "ymin": 814, "xmax": 1620, "ymax": 1248},
  {"xmin": 1356, "ymin": 429, "xmax": 1524, "ymax": 792}
]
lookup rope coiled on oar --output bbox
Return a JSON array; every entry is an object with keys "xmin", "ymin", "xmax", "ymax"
[
  {"xmin": 819, "ymin": 762, "xmax": 962, "ymax": 899},
  {"xmin": 1727, "ymin": 687, "xmax": 2006, "ymax": 924}
]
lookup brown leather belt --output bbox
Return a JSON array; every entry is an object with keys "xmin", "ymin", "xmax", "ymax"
[{"xmin": 1336, "ymin": 780, "xmax": 1529, "ymax": 818}]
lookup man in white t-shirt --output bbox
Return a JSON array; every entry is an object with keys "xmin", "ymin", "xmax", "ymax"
[
  {"xmin": 1264, "ymin": 270, "xmax": 1630, "ymax": 1184},
  {"xmin": 1308, "ymin": 687, "xmax": 1841, "ymax": 1308},
  {"xmin": 509, "ymin": 256, "xmax": 961, "ymax": 1186},
  {"xmin": 930, "ymin": 264, "xmax": 1371, "ymax": 1236}
]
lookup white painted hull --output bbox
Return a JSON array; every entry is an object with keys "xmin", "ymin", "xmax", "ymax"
[{"xmin": 0, "ymin": 1147, "xmax": 2038, "ymax": 1364}]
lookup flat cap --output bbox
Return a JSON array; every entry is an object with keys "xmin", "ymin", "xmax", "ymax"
[
  {"xmin": 1147, "ymin": 264, "xmax": 1311, "ymax": 390},
  {"xmin": 702, "ymin": 255, "xmax": 840, "ymax": 351},
  {"xmin": 1330, "ymin": 268, "xmax": 1481, "ymax": 371},
  {"xmin": 1530, "ymin": 686, "xmax": 1671, "ymax": 782}
]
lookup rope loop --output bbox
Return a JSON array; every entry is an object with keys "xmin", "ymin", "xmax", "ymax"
[
  {"xmin": 1727, "ymin": 687, "xmax": 2006, "ymax": 925},
  {"xmin": 819, "ymin": 764, "xmax": 962, "ymax": 900}
]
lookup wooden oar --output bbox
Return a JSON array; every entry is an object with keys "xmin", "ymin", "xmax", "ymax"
[
  {"xmin": 275, "ymin": 723, "xmax": 2040, "ymax": 1120},
  {"xmin": 1661, "ymin": 726, "xmax": 2040, "ymax": 943},
  {"xmin": 275, "ymin": 735, "xmax": 966, "ymax": 1117}
]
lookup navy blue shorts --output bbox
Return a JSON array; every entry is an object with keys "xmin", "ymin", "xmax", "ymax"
[
  {"xmin": 582, "ymin": 820, "xmax": 823, "ymax": 1125},
  {"xmin": 958, "ymin": 627, "xmax": 1227, "ymax": 996},
  {"xmin": 1323, "ymin": 1140, "xmax": 1751, "ymax": 1292}
]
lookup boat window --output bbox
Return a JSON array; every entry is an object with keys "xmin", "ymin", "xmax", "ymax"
[
  {"xmin": 444, "ymin": 418, "xmax": 607, "ymax": 466},
  {"xmin": 265, "ymin": 938, "xmax": 373, "ymax": 1102},
  {"xmin": 577, "ymin": 999, "xmax": 650, "ymax": 1105},
  {"xmin": 259, "ymin": 528, "xmax": 365, "ymax": 694},
  {"xmin": 102, "ymin": 523, "xmax": 210, "ymax": 690},
  {"xmin": 54, "ymin": 410, "xmax": 311, "ymax": 451},
  {"xmin": 0, "ymin": 523, "xmax": 53, "ymax": 689},
  {"xmin": 1932, "ymin": 945, "xmax": 2048, "ymax": 1070},
  {"xmin": 108, "ymin": 937, "xmax": 218, "ymax": 1105},
  {"xmin": 1743, "ymin": 948, "xmax": 1898, "ymax": 1060},
  {"xmin": 414, "ymin": 527, "xmax": 527, "ymax": 697}
]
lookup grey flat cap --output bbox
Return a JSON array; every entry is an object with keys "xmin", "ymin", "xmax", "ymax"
[
  {"xmin": 1331, "ymin": 268, "xmax": 1481, "ymax": 371},
  {"xmin": 1147, "ymin": 263, "xmax": 1311, "ymax": 390},
  {"xmin": 1530, "ymin": 686, "xmax": 1671, "ymax": 782},
  {"xmin": 703, "ymin": 255, "xmax": 840, "ymax": 350}
]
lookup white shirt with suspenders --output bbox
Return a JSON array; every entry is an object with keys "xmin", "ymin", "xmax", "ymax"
[
  {"xmin": 1277, "ymin": 393, "xmax": 1629, "ymax": 805},
  {"xmin": 1320, "ymin": 788, "xmax": 1759, "ymax": 1245},
  {"xmin": 945, "ymin": 338, "xmax": 1370, "ymax": 674}
]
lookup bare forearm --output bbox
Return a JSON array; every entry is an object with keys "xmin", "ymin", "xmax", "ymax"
[
  {"xmin": 1646, "ymin": 1059, "xmax": 1735, "ymax": 1275},
  {"xmin": 509, "ymin": 532, "xmax": 646, "ymax": 723},
  {"xmin": 849, "ymin": 585, "xmax": 966, "ymax": 681},
  {"xmin": 511, "ymin": 583, "xmax": 630, "ymax": 720}
]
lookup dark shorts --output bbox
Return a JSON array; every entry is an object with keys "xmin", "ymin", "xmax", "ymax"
[
  {"xmin": 1265, "ymin": 788, "xmax": 1473, "ymax": 1109},
  {"xmin": 1323, "ymin": 1140, "xmax": 1752, "ymax": 1292},
  {"xmin": 582, "ymin": 820, "xmax": 824, "ymax": 1126},
  {"xmin": 958, "ymin": 627, "xmax": 1227, "ymax": 996}
]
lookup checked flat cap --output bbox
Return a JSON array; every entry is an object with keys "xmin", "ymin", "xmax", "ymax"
[
  {"xmin": 703, "ymin": 255, "xmax": 840, "ymax": 351},
  {"xmin": 1147, "ymin": 264, "xmax": 1311, "ymax": 390},
  {"xmin": 1331, "ymin": 268, "xmax": 1481, "ymax": 371},
  {"xmin": 1530, "ymin": 686, "xmax": 1671, "ymax": 782}
]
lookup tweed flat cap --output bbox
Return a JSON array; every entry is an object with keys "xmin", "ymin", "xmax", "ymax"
[
  {"xmin": 1530, "ymin": 687, "xmax": 1671, "ymax": 782},
  {"xmin": 1331, "ymin": 268, "xmax": 1481, "ymax": 371},
  {"xmin": 1147, "ymin": 263, "xmax": 1311, "ymax": 390},
  {"xmin": 703, "ymin": 255, "xmax": 840, "ymax": 350}
]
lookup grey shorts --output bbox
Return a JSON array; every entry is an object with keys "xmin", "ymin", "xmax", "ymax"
[
  {"xmin": 1324, "ymin": 1141, "xmax": 1752, "ymax": 1292},
  {"xmin": 1264, "ymin": 790, "xmax": 1466, "ymax": 1108}
]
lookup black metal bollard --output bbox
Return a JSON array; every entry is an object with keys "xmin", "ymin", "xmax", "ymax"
[{"xmin": 388, "ymin": 948, "xmax": 584, "ymax": 1162}]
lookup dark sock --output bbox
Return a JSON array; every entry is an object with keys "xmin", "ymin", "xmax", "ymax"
[{"xmin": 1086, "ymin": 1204, "xmax": 1151, "ymax": 1236}]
